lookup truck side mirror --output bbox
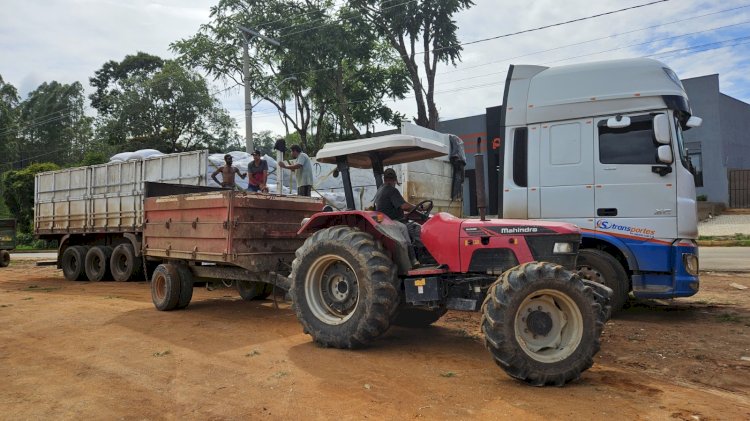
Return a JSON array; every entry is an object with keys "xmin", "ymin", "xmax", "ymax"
[
  {"xmin": 657, "ymin": 145, "xmax": 673, "ymax": 164},
  {"xmin": 606, "ymin": 115, "xmax": 630, "ymax": 128},
  {"xmin": 653, "ymin": 114, "xmax": 670, "ymax": 144},
  {"xmin": 686, "ymin": 116, "xmax": 703, "ymax": 128}
]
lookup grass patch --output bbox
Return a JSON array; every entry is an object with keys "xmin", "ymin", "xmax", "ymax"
[
  {"xmin": 440, "ymin": 371, "xmax": 457, "ymax": 378},
  {"xmin": 0, "ymin": 304, "xmax": 12, "ymax": 308},
  {"xmin": 21, "ymin": 297, "xmax": 33, "ymax": 300},
  {"xmin": 153, "ymin": 350, "xmax": 171, "ymax": 357},
  {"xmin": 715, "ymin": 313, "xmax": 745, "ymax": 323},
  {"xmin": 272, "ymin": 371, "xmax": 289, "ymax": 379},
  {"xmin": 245, "ymin": 349, "xmax": 261, "ymax": 357},
  {"xmin": 26, "ymin": 285, "xmax": 60, "ymax": 292}
]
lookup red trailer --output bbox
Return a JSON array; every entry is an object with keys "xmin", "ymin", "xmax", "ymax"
[{"xmin": 142, "ymin": 183, "xmax": 323, "ymax": 309}]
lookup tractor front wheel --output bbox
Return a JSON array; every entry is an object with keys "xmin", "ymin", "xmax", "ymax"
[
  {"xmin": 290, "ymin": 226, "xmax": 399, "ymax": 349},
  {"xmin": 481, "ymin": 262, "xmax": 603, "ymax": 386}
]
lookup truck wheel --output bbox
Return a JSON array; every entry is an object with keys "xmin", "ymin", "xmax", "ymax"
[
  {"xmin": 392, "ymin": 306, "xmax": 448, "ymax": 328},
  {"xmin": 576, "ymin": 249, "xmax": 629, "ymax": 312},
  {"xmin": 236, "ymin": 280, "xmax": 266, "ymax": 300},
  {"xmin": 290, "ymin": 226, "xmax": 399, "ymax": 349},
  {"xmin": 175, "ymin": 264, "xmax": 194, "ymax": 309},
  {"xmin": 61, "ymin": 246, "xmax": 88, "ymax": 281},
  {"xmin": 151, "ymin": 264, "xmax": 182, "ymax": 311},
  {"xmin": 0, "ymin": 250, "xmax": 9, "ymax": 267},
  {"xmin": 481, "ymin": 262, "xmax": 603, "ymax": 386},
  {"xmin": 85, "ymin": 246, "xmax": 113, "ymax": 282},
  {"xmin": 110, "ymin": 244, "xmax": 141, "ymax": 282}
]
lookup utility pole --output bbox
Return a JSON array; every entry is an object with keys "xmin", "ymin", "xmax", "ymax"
[{"xmin": 238, "ymin": 25, "xmax": 280, "ymax": 154}]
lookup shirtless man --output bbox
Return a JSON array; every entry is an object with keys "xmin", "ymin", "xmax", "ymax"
[{"xmin": 211, "ymin": 154, "xmax": 246, "ymax": 189}]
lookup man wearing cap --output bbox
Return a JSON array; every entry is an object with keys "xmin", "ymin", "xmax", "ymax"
[
  {"xmin": 247, "ymin": 149, "xmax": 268, "ymax": 193},
  {"xmin": 374, "ymin": 168, "xmax": 420, "ymax": 267},
  {"xmin": 211, "ymin": 154, "xmax": 246, "ymax": 189},
  {"xmin": 279, "ymin": 144, "xmax": 313, "ymax": 196}
]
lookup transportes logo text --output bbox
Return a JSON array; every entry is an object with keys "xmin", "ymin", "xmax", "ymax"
[{"xmin": 596, "ymin": 220, "xmax": 656, "ymax": 239}]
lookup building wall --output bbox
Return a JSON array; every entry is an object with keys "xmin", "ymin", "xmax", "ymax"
[
  {"xmin": 681, "ymin": 75, "xmax": 727, "ymax": 204},
  {"xmin": 719, "ymin": 93, "xmax": 750, "ymax": 170}
]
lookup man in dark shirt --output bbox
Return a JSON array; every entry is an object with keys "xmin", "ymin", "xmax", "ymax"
[
  {"xmin": 247, "ymin": 149, "xmax": 268, "ymax": 192},
  {"xmin": 374, "ymin": 168, "xmax": 419, "ymax": 267}
]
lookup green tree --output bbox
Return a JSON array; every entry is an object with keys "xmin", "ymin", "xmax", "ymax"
[
  {"xmin": 91, "ymin": 55, "xmax": 240, "ymax": 153},
  {"xmin": 0, "ymin": 75, "xmax": 20, "ymax": 168},
  {"xmin": 2, "ymin": 162, "xmax": 59, "ymax": 232},
  {"xmin": 349, "ymin": 0, "xmax": 474, "ymax": 129},
  {"xmin": 16, "ymin": 81, "xmax": 93, "ymax": 167},
  {"xmin": 171, "ymin": 0, "xmax": 409, "ymax": 151}
]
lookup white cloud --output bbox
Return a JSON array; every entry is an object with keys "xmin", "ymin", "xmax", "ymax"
[{"xmin": 2, "ymin": 0, "xmax": 749, "ymax": 139}]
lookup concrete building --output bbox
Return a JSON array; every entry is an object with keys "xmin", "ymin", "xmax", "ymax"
[{"xmin": 437, "ymin": 74, "xmax": 750, "ymax": 215}]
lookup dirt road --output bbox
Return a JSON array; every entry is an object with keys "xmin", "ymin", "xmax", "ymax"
[{"xmin": 1, "ymin": 261, "xmax": 749, "ymax": 420}]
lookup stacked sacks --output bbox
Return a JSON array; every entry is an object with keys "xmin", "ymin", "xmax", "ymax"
[{"xmin": 109, "ymin": 149, "xmax": 165, "ymax": 163}]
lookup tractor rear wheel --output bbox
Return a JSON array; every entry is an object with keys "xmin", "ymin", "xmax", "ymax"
[
  {"xmin": 290, "ymin": 226, "xmax": 399, "ymax": 349},
  {"xmin": 576, "ymin": 249, "xmax": 629, "ymax": 312},
  {"xmin": 0, "ymin": 250, "xmax": 9, "ymax": 267},
  {"xmin": 481, "ymin": 262, "xmax": 603, "ymax": 386},
  {"xmin": 392, "ymin": 305, "xmax": 448, "ymax": 328}
]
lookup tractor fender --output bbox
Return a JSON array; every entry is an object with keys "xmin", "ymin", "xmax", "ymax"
[{"xmin": 299, "ymin": 211, "xmax": 412, "ymax": 275}]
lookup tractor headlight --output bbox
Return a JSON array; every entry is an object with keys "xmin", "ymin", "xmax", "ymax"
[
  {"xmin": 301, "ymin": 217, "xmax": 310, "ymax": 227},
  {"xmin": 683, "ymin": 253, "xmax": 699, "ymax": 275},
  {"xmin": 553, "ymin": 242, "xmax": 574, "ymax": 254}
]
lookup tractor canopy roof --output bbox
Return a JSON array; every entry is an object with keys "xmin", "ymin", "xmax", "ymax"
[{"xmin": 315, "ymin": 134, "xmax": 449, "ymax": 169}]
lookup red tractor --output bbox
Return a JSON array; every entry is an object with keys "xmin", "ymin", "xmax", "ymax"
[{"xmin": 290, "ymin": 134, "xmax": 612, "ymax": 386}]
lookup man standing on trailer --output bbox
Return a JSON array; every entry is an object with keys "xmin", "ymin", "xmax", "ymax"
[
  {"xmin": 374, "ymin": 168, "xmax": 419, "ymax": 267},
  {"xmin": 279, "ymin": 144, "xmax": 313, "ymax": 196},
  {"xmin": 211, "ymin": 154, "xmax": 247, "ymax": 189},
  {"xmin": 247, "ymin": 149, "xmax": 268, "ymax": 192}
]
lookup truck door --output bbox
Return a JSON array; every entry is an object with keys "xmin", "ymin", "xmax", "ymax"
[
  {"xmin": 539, "ymin": 119, "xmax": 595, "ymax": 227},
  {"xmin": 593, "ymin": 113, "xmax": 678, "ymax": 245}
]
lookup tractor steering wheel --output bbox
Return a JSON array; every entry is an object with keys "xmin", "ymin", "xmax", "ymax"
[{"xmin": 407, "ymin": 200, "xmax": 434, "ymax": 221}]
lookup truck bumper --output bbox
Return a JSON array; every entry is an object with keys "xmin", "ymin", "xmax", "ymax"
[{"xmin": 632, "ymin": 240, "xmax": 699, "ymax": 299}]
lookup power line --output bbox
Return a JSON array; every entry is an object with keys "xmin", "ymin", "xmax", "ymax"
[
  {"xmin": 440, "ymin": 3, "xmax": 750, "ymax": 77},
  {"xmin": 426, "ymin": 0, "xmax": 671, "ymax": 55}
]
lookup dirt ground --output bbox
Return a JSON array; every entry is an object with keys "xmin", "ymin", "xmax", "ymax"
[{"xmin": 1, "ymin": 261, "xmax": 749, "ymax": 420}]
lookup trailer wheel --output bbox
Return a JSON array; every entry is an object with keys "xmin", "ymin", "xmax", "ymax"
[
  {"xmin": 175, "ymin": 264, "xmax": 194, "ymax": 309},
  {"xmin": 110, "ymin": 244, "xmax": 141, "ymax": 282},
  {"xmin": 0, "ymin": 250, "xmax": 9, "ymax": 267},
  {"xmin": 85, "ymin": 246, "xmax": 113, "ymax": 282},
  {"xmin": 392, "ymin": 306, "xmax": 448, "ymax": 328},
  {"xmin": 290, "ymin": 226, "xmax": 399, "ymax": 349},
  {"xmin": 576, "ymin": 249, "xmax": 629, "ymax": 312},
  {"xmin": 481, "ymin": 262, "xmax": 603, "ymax": 386},
  {"xmin": 62, "ymin": 246, "xmax": 88, "ymax": 281},
  {"xmin": 236, "ymin": 281, "xmax": 266, "ymax": 301},
  {"xmin": 151, "ymin": 264, "xmax": 182, "ymax": 311}
]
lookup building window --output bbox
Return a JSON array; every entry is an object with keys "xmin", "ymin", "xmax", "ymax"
[
  {"xmin": 688, "ymin": 151, "xmax": 704, "ymax": 187},
  {"xmin": 598, "ymin": 116, "xmax": 659, "ymax": 165}
]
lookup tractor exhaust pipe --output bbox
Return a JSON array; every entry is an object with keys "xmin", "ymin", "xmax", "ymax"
[{"xmin": 474, "ymin": 137, "xmax": 487, "ymax": 221}]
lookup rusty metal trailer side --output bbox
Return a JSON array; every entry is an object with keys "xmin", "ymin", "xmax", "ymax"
[{"xmin": 143, "ymin": 190, "xmax": 323, "ymax": 275}]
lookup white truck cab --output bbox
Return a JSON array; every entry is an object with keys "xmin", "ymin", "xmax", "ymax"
[{"xmin": 500, "ymin": 58, "xmax": 701, "ymax": 309}]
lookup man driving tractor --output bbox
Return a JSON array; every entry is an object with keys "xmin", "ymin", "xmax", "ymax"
[{"xmin": 373, "ymin": 168, "xmax": 420, "ymax": 267}]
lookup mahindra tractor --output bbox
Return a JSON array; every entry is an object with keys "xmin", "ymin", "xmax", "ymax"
[{"xmin": 290, "ymin": 134, "xmax": 612, "ymax": 386}]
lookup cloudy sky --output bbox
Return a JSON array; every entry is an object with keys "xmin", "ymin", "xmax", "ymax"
[{"xmin": 2, "ymin": 0, "xmax": 749, "ymax": 138}]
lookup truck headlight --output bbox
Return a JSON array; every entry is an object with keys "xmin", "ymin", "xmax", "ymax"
[
  {"xmin": 683, "ymin": 253, "xmax": 699, "ymax": 275},
  {"xmin": 553, "ymin": 242, "xmax": 574, "ymax": 254}
]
